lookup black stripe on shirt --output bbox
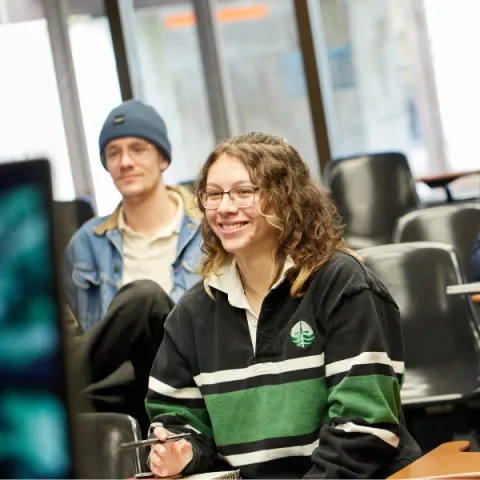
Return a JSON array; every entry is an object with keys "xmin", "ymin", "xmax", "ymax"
[
  {"xmin": 326, "ymin": 363, "xmax": 403, "ymax": 389},
  {"xmin": 217, "ymin": 429, "xmax": 320, "ymax": 456},
  {"xmin": 146, "ymin": 390, "xmax": 207, "ymax": 410},
  {"xmin": 234, "ymin": 455, "xmax": 312, "ymax": 478}
]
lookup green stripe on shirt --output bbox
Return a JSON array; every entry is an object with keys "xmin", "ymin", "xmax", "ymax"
[
  {"xmin": 328, "ymin": 374, "xmax": 401, "ymax": 424},
  {"xmin": 204, "ymin": 377, "xmax": 329, "ymax": 446},
  {"xmin": 145, "ymin": 399, "xmax": 214, "ymax": 438}
]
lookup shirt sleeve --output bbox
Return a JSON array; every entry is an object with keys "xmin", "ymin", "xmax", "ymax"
[
  {"xmin": 305, "ymin": 288, "xmax": 411, "ymax": 479},
  {"xmin": 145, "ymin": 303, "xmax": 217, "ymax": 475}
]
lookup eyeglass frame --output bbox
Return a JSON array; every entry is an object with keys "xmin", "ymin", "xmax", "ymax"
[
  {"xmin": 103, "ymin": 140, "xmax": 155, "ymax": 164},
  {"xmin": 198, "ymin": 186, "xmax": 260, "ymax": 210}
]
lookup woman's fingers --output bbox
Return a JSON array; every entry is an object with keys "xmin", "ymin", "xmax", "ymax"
[
  {"xmin": 149, "ymin": 451, "xmax": 168, "ymax": 477},
  {"xmin": 153, "ymin": 427, "xmax": 172, "ymax": 441},
  {"xmin": 149, "ymin": 438, "xmax": 193, "ymax": 477},
  {"xmin": 153, "ymin": 443, "xmax": 166, "ymax": 458},
  {"xmin": 177, "ymin": 439, "xmax": 193, "ymax": 457}
]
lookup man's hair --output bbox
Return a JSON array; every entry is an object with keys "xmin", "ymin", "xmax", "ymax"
[{"xmin": 195, "ymin": 132, "xmax": 358, "ymax": 297}]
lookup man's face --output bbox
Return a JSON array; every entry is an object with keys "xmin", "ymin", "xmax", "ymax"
[{"xmin": 104, "ymin": 137, "xmax": 169, "ymax": 199}]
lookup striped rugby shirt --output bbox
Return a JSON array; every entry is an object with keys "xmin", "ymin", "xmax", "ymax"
[{"xmin": 146, "ymin": 251, "xmax": 420, "ymax": 478}]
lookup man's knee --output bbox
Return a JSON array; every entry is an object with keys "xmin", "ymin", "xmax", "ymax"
[
  {"xmin": 116, "ymin": 280, "xmax": 174, "ymax": 310},
  {"xmin": 127, "ymin": 279, "xmax": 165, "ymax": 296}
]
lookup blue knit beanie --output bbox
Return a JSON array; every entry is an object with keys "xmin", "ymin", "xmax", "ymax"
[{"xmin": 99, "ymin": 100, "xmax": 172, "ymax": 167}]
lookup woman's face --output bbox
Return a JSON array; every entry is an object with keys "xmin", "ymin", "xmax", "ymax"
[{"xmin": 204, "ymin": 154, "xmax": 276, "ymax": 260}]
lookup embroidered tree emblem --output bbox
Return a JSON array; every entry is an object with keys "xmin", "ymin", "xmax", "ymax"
[{"xmin": 290, "ymin": 321, "xmax": 315, "ymax": 348}]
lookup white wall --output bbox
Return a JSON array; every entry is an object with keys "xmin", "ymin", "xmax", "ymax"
[
  {"xmin": 0, "ymin": 20, "xmax": 75, "ymax": 200},
  {"xmin": 425, "ymin": 0, "xmax": 480, "ymax": 172}
]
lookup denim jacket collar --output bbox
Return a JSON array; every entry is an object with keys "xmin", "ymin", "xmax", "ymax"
[{"xmin": 92, "ymin": 185, "xmax": 201, "ymax": 236}]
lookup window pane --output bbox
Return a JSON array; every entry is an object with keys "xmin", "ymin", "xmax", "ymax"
[
  {"xmin": 134, "ymin": 0, "xmax": 216, "ymax": 185},
  {"xmin": 215, "ymin": 0, "xmax": 320, "ymax": 179},
  {"xmin": 68, "ymin": 7, "xmax": 123, "ymax": 215},
  {"xmin": 310, "ymin": 0, "xmax": 430, "ymax": 178},
  {"xmin": 0, "ymin": 1, "xmax": 74, "ymax": 200}
]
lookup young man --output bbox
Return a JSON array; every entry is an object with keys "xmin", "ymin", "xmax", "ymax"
[{"xmin": 63, "ymin": 100, "xmax": 202, "ymax": 331}]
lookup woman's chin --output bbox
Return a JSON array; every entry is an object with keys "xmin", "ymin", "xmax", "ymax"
[{"xmin": 220, "ymin": 237, "xmax": 250, "ymax": 255}]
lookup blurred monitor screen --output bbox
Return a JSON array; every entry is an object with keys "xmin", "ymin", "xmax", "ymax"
[{"xmin": 0, "ymin": 159, "xmax": 74, "ymax": 479}]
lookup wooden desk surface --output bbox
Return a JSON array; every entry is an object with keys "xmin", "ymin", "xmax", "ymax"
[
  {"xmin": 388, "ymin": 441, "xmax": 480, "ymax": 479},
  {"xmin": 418, "ymin": 170, "xmax": 480, "ymax": 187}
]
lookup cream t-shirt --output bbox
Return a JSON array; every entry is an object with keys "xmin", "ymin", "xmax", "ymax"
[{"xmin": 118, "ymin": 191, "xmax": 184, "ymax": 293}]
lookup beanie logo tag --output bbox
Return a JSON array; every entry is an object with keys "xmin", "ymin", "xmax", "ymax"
[{"xmin": 113, "ymin": 115, "xmax": 125, "ymax": 124}]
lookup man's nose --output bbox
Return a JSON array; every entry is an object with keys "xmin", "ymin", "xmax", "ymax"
[{"xmin": 119, "ymin": 150, "xmax": 135, "ymax": 167}]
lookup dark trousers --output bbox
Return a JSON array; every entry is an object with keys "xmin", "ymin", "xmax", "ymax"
[{"xmin": 68, "ymin": 280, "xmax": 174, "ymax": 435}]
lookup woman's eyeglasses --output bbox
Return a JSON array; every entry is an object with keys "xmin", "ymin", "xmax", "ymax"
[{"xmin": 198, "ymin": 186, "xmax": 259, "ymax": 210}]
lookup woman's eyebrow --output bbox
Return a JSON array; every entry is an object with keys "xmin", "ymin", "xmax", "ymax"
[{"xmin": 205, "ymin": 180, "xmax": 252, "ymax": 189}]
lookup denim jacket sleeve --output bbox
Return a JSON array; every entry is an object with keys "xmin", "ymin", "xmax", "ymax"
[
  {"xmin": 62, "ymin": 224, "xmax": 105, "ymax": 330},
  {"xmin": 63, "ymin": 237, "xmax": 78, "ymax": 321}
]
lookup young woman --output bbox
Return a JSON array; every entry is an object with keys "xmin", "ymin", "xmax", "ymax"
[{"xmin": 145, "ymin": 133, "xmax": 420, "ymax": 479}]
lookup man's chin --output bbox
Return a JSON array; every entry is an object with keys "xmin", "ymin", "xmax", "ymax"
[{"xmin": 118, "ymin": 186, "xmax": 144, "ymax": 198}]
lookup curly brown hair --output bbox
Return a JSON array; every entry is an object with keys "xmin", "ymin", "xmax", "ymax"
[{"xmin": 196, "ymin": 132, "xmax": 356, "ymax": 297}]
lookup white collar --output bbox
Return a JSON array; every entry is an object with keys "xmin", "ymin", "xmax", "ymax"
[{"xmin": 207, "ymin": 258, "xmax": 295, "ymax": 312}]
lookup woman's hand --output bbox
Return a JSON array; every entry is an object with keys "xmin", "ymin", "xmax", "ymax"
[
  {"xmin": 472, "ymin": 294, "xmax": 480, "ymax": 303},
  {"xmin": 149, "ymin": 427, "xmax": 194, "ymax": 478}
]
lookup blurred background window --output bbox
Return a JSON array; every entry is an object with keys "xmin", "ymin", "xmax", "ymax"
[
  {"xmin": 0, "ymin": 0, "xmax": 74, "ymax": 201},
  {"xmin": 67, "ymin": 2, "xmax": 123, "ymax": 214},
  {"xmin": 215, "ymin": 0, "xmax": 320, "ymax": 179}
]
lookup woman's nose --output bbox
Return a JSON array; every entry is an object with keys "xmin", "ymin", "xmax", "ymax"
[{"xmin": 217, "ymin": 193, "xmax": 237, "ymax": 213}]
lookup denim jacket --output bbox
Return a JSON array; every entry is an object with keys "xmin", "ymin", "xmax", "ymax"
[{"xmin": 63, "ymin": 186, "xmax": 203, "ymax": 331}]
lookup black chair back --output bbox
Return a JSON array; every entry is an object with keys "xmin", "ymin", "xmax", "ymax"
[
  {"xmin": 74, "ymin": 412, "xmax": 144, "ymax": 479},
  {"xmin": 394, "ymin": 203, "xmax": 480, "ymax": 281},
  {"xmin": 358, "ymin": 242, "xmax": 479, "ymax": 407},
  {"xmin": 53, "ymin": 199, "xmax": 95, "ymax": 256},
  {"xmin": 324, "ymin": 152, "xmax": 420, "ymax": 249}
]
